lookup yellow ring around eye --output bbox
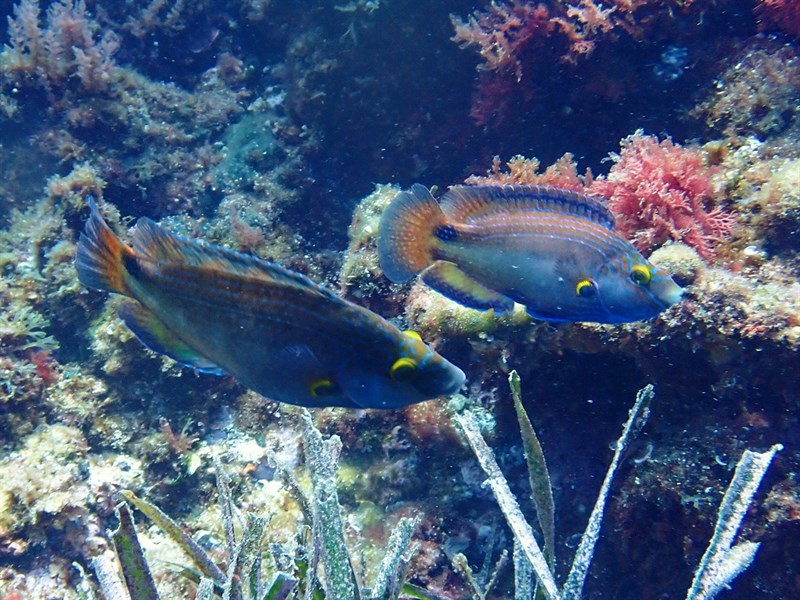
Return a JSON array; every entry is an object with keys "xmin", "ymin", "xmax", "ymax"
[
  {"xmin": 631, "ymin": 265, "xmax": 652, "ymax": 285},
  {"xmin": 310, "ymin": 378, "xmax": 338, "ymax": 398},
  {"xmin": 404, "ymin": 330, "xmax": 422, "ymax": 342},
  {"xmin": 390, "ymin": 357, "xmax": 417, "ymax": 381},
  {"xmin": 576, "ymin": 279, "xmax": 595, "ymax": 297}
]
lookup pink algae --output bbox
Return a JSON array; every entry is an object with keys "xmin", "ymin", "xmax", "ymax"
[
  {"xmin": 756, "ymin": 0, "xmax": 800, "ymax": 39},
  {"xmin": 587, "ymin": 131, "xmax": 735, "ymax": 261}
]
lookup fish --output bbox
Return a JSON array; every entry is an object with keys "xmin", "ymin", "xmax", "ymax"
[
  {"xmin": 75, "ymin": 199, "xmax": 465, "ymax": 409},
  {"xmin": 377, "ymin": 184, "xmax": 683, "ymax": 324}
]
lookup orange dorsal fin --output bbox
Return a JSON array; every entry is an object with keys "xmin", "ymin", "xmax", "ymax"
[
  {"xmin": 377, "ymin": 184, "xmax": 446, "ymax": 282},
  {"xmin": 75, "ymin": 198, "xmax": 136, "ymax": 296}
]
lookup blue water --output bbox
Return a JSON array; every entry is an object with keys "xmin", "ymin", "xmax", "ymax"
[{"xmin": 0, "ymin": 1, "xmax": 798, "ymax": 598}]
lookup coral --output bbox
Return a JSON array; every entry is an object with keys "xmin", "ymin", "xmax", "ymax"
[
  {"xmin": 339, "ymin": 184, "xmax": 402, "ymax": 308},
  {"xmin": 464, "ymin": 153, "xmax": 592, "ymax": 190},
  {"xmin": 551, "ymin": 0, "xmax": 618, "ymax": 63},
  {"xmin": 1, "ymin": 0, "xmax": 120, "ymax": 95},
  {"xmin": 451, "ymin": 1, "xmax": 554, "ymax": 80},
  {"xmin": 45, "ymin": 161, "xmax": 106, "ymax": 210},
  {"xmin": 405, "ymin": 282, "xmax": 530, "ymax": 341},
  {"xmin": 124, "ymin": 0, "xmax": 193, "ymax": 39},
  {"xmin": 587, "ymin": 131, "xmax": 735, "ymax": 260},
  {"xmin": 42, "ymin": 371, "xmax": 111, "ymax": 427},
  {"xmin": 449, "ymin": 0, "xmax": 739, "ymax": 127},
  {"xmin": 0, "ymin": 424, "xmax": 141, "ymax": 561},
  {"xmin": 648, "ymin": 242, "xmax": 706, "ymax": 288},
  {"xmin": 692, "ymin": 38, "xmax": 800, "ymax": 139},
  {"xmin": 749, "ymin": 158, "xmax": 800, "ymax": 254},
  {"xmin": 756, "ymin": 0, "xmax": 800, "ymax": 39},
  {"xmin": 453, "ymin": 0, "xmax": 725, "ymax": 68}
]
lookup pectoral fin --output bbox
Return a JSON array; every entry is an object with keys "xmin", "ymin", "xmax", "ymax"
[
  {"xmin": 421, "ymin": 262, "xmax": 514, "ymax": 312},
  {"xmin": 118, "ymin": 301, "xmax": 224, "ymax": 374}
]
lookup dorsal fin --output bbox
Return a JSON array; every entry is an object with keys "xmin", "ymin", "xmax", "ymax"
[
  {"xmin": 440, "ymin": 185, "xmax": 616, "ymax": 231},
  {"xmin": 132, "ymin": 218, "xmax": 340, "ymax": 301}
]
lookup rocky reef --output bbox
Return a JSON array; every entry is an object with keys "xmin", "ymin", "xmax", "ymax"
[{"xmin": 0, "ymin": 1, "xmax": 799, "ymax": 599}]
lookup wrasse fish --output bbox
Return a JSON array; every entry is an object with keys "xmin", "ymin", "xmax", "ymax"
[
  {"xmin": 75, "ymin": 200, "xmax": 465, "ymax": 409},
  {"xmin": 378, "ymin": 185, "xmax": 682, "ymax": 324}
]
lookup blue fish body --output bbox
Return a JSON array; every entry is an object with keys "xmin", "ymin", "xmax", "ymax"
[
  {"xmin": 76, "ymin": 199, "xmax": 465, "ymax": 408},
  {"xmin": 378, "ymin": 184, "xmax": 682, "ymax": 324}
]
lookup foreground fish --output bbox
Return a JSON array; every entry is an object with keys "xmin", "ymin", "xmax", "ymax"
[
  {"xmin": 378, "ymin": 185, "xmax": 682, "ymax": 323},
  {"xmin": 76, "ymin": 200, "xmax": 465, "ymax": 408}
]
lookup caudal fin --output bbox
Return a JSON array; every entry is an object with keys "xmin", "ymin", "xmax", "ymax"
[
  {"xmin": 377, "ymin": 184, "xmax": 447, "ymax": 282},
  {"xmin": 75, "ymin": 198, "xmax": 135, "ymax": 296}
]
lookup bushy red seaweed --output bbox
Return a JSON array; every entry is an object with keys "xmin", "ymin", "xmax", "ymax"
[
  {"xmin": 756, "ymin": 0, "xmax": 800, "ymax": 39},
  {"xmin": 587, "ymin": 131, "xmax": 735, "ymax": 260}
]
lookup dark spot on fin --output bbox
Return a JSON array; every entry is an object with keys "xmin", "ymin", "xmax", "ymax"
[
  {"xmin": 121, "ymin": 251, "xmax": 141, "ymax": 278},
  {"xmin": 75, "ymin": 197, "xmax": 136, "ymax": 295},
  {"xmin": 421, "ymin": 261, "xmax": 514, "ymax": 313},
  {"xmin": 118, "ymin": 301, "xmax": 224, "ymax": 375},
  {"xmin": 441, "ymin": 185, "xmax": 616, "ymax": 231},
  {"xmin": 435, "ymin": 224, "xmax": 459, "ymax": 242},
  {"xmin": 377, "ymin": 184, "xmax": 444, "ymax": 282}
]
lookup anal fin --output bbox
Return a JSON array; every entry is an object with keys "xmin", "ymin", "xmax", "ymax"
[
  {"xmin": 118, "ymin": 301, "xmax": 224, "ymax": 374},
  {"xmin": 421, "ymin": 262, "xmax": 514, "ymax": 313}
]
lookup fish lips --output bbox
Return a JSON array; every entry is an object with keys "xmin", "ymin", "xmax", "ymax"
[
  {"xmin": 339, "ymin": 361, "xmax": 466, "ymax": 408},
  {"xmin": 598, "ymin": 276, "xmax": 683, "ymax": 323},
  {"xmin": 415, "ymin": 362, "xmax": 467, "ymax": 399},
  {"xmin": 653, "ymin": 277, "xmax": 684, "ymax": 308}
]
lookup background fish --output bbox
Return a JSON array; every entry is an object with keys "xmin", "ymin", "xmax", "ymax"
[
  {"xmin": 76, "ymin": 199, "xmax": 465, "ymax": 409},
  {"xmin": 378, "ymin": 184, "xmax": 682, "ymax": 324}
]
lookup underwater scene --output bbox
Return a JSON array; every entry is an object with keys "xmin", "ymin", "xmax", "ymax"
[{"xmin": 1, "ymin": 0, "xmax": 799, "ymax": 598}]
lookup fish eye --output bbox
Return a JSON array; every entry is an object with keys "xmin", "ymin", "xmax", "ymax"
[
  {"xmin": 576, "ymin": 278, "xmax": 597, "ymax": 298},
  {"xmin": 390, "ymin": 357, "xmax": 417, "ymax": 381},
  {"xmin": 630, "ymin": 265, "xmax": 652, "ymax": 286},
  {"xmin": 309, "ymin": 378, "xmax": 340, "ymax": 398}
]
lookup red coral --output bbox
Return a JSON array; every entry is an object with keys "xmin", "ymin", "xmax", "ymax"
[
  {"xmin": 465, "ymin": 153, "xmax": 592, "ymax": 190},
  {"xmin": 587, "ymin": 131, "xmax": 734, "ymax": 260},
  {"xmin": 3, "ymin": 0, "xmax": 119, "ymax": 94},
  {"xmin": 450, "ymin": 1, "xmax": 554, "ymax": 80},
  {"xmin": 29, "ymin": 350, "xmax": 59, "ymax": 386},
  {"xmin": 756, "ymin": 0, "xmax": 800, "ymax": 39}
]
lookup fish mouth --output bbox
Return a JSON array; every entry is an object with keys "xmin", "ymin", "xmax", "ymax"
[
  {"xmin": 417, "ymin": 364, "xmax": 466, "ymax": 398},
  {"xmin": 596, "ymin": 278, "xmax": 683, "ymax": 323},
  {"xmin": 653, "ymin": 278, "xmax": 684, "ymax": 309},
  {"xmin": 444, "ymin": 365, "xmax": 467, "ymax": 395}
]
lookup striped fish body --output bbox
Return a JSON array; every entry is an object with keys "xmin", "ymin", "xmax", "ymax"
[
  {"xmin": 76, "ymin": 200, "xmax": 465, "ymax": 409},
  {"xmin": 378, "ymin": 185, "xmax": 682, "ymax": 324}
]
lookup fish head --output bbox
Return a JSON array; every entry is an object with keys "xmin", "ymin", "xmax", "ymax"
[
  {"xmin": 589, "ymin": 252, "xmax": 683, "ymax": 323},
  {"xmin": 339, "ymin": 331, "xmax": 466, "ymax": 409}
]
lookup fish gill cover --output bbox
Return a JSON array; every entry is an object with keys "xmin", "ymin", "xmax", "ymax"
[{"xmin": 0, "ymin": 0, "xmax": 798, "ymax": 598}]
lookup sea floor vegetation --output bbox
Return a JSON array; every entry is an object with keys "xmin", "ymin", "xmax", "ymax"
[{"xmin": 1, "ymin": 1, "xmax": 799, "ymax": 599}]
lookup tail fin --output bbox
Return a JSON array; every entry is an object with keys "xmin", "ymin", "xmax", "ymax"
[
  {"xmin": 378, "ymin": 184, "xmax": 447, "ymax": 282},
  {"xmin": 75, "ymin": 198, "xmax": 136, "ymax": 296}
]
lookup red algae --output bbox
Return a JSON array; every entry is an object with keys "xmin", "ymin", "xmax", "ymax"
[
  {"xmin": 588, "ymin": 131, "xmax": 735, "ymax": 260},
  {"xmin": 756, "ymin": 0, "xmax": 800, "ymax": 39}
]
